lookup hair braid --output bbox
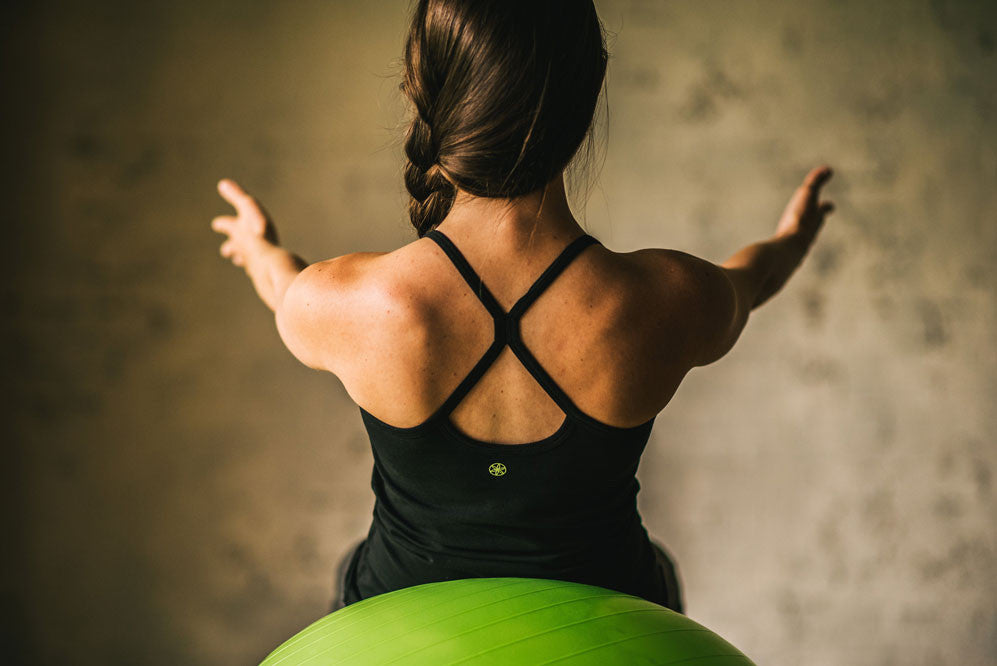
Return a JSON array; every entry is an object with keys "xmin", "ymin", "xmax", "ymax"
[
  {"xmin": 404, "ymin": 112, "xmax": 456, "ymax": 237},
  {"xmin": 401, "ymin": 0, "xmax": 608, "ymax": 237}
]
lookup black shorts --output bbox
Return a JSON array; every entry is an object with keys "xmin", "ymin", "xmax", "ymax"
[{"xmin": 329, "ymin": 538, "xmax": 684, "ymax": 615}]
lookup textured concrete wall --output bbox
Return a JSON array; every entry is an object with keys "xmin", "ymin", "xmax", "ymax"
[{"xmin": 4, "ymin": 1, "xmax": 994, "ymax": 664}]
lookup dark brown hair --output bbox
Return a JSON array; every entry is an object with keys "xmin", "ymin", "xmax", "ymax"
[{"xmin": 402, "ymin": 0, "xmax": 609, "ymax": 236}]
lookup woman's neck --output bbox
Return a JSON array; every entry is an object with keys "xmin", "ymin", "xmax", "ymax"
[{"xmin": 434, "ymin": 173, "xmax": 586, "ymax": 249}]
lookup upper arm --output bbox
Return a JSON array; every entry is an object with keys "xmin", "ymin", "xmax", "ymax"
[
  {"xmin": 642, "ymin": 249, "xmax": 744, "ymax": 368},
  {"xmin": 275, "ymin": 253, "xmax": 374, "ymax": 372}
]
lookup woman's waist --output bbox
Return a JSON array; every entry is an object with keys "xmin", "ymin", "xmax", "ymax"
[
  {"xmin": 368, "ymin": 503, "xmax": 651, "ymax": 569},
  {"xmin": 351, "ymin": 518, "xmax": 663, "ymax": 604}
]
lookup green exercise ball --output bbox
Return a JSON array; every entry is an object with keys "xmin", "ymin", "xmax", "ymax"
[{"xmin": 260, "ymin": 577, "xmax": 756, "ymax": 665}]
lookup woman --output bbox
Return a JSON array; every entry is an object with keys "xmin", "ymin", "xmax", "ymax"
[{"xmin": 211, "ymin": 0, "xmax": 834, "ymax": 615}]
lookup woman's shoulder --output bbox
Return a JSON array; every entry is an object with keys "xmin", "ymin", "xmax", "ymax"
[
  {"xmin": 578, "ymin": 243, "xmax": 720, "ymax": 314},
  {"xmin": 345, "ymin": 237, "xmax": 717, "ymax": 327},
  {"xmin": 294, "ymin": 239, "xmax": 719, "ymax": 328},
  {"xmin": 274, "ymin": 249, "xmax": 395, "ymax": 372},
  {"xmin": 276, "ymin": 240, "xmax": 449, "ymax": 372},
  {"xmin": 282, "ymin": 237, "xmax": 717, "ymax": 374},
  {"xmin": 291, "ymin": 243, "xmax": 425, "ymax": 302}
]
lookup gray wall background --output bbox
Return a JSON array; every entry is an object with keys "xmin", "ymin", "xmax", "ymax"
[{"xmin": 3, "ymin": 1, "xmax": 994, "ymax": 664}]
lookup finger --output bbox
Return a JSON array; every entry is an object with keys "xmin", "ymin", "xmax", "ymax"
[
  {"xmin": 802, "ymin": 165, "xmax": 833, "ymax": 192},
  {"xmin": 220, "ymin": 240, "xmax": 236, "ymax": 259},
  {"xmin": 211, "ymin": 215, "xmax": 236, "ymax": 234},
  {"xmin": 231, "ymin": 253, "xmax": 245, "ymax": 267},
  {"xmin": 785, "ymin": 183, "xmax": 811, "ymax": 216},
  {"xmin": 217, "ymin": 178, "xmax": 258, "ymax": 217},
  {"xmin": 819, "ymin": 201, "xmax": 835, "ymax": 215},
  {"xmin": 785, "ymin": 167, "xmax": 833, "ymax": 217}
]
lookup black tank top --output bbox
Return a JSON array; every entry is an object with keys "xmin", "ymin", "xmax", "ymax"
[{"xmin": 343, "ymin": 229, "xmax": 671, "ymax": 606}]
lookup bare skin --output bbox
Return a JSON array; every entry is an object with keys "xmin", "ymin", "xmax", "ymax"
[{"xmin": 212, "ymin": 166, "xmax": 835, "ymax": 444}]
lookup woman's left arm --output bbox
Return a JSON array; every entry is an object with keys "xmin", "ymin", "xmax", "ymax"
[{"xmin": 211, "ymin": 179, "xmax": 309, "ymax": 312}]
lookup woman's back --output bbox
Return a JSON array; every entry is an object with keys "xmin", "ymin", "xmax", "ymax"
[
  {"xmin": 318, "ymin": 222, "xmax": 697, "ymax": 445},
  {"xmin": 322, "ymin": 223, "xmax": 682, "ymax": 607}
]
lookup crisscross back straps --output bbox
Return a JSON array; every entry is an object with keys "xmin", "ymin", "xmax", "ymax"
[
  {"xmin": 424, "ymin": 230, "xmax": 505, "ymax": 320},
  {"xmin": 507, "ymin": 234, "xmax": 600, "ymax": 318},
  {"xmin": 425, "ymin": 229, "xmax": 601, "ymax": 416}
]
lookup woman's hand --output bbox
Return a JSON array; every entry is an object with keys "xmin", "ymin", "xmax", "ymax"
[
  {"xmin": 774, "ymin": 165, "xmax": 836, "ymax": 255},
  {"xmin": 719, "ymin": 165, "xmax": 838, "ymax": 312},
  {"xmin": 211, "ymin": 179, "xmax": 280, "ymax": 267},
  {"xmin": 210, "ymin": 179, "xmax": 308, "ymax": 312}
]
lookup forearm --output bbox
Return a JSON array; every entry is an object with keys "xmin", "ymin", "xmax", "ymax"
[
  {"xmin": 702, "ymin": 166, "xmax": 834, "ymax": 362},
  {"xmin": 721, "ymin": 234, "xmax": 806, "ymax": 313},
  {"xmin": 245, "ymin": 244, "xmax": 309, "ymax": 312}
]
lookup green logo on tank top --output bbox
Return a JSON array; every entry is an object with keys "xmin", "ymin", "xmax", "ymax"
[{"xmin": 488, "ymin": 462, "xmax": 507, "ymax": 477}]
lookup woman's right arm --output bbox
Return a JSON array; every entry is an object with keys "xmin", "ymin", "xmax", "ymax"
[{"xmin": 677, "ymin": 165, "xmax": 836, "ymax": 368}]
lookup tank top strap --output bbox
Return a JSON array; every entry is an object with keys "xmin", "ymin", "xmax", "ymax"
[
  {"xmin": 508, "ymin": 234, "xmax": 600, "ymax": 318},
  {"xmin": 425, "ymin": 229, "xmax": 505, "ymax": 319},
  {"xmin": 504, "ymin": 233, "xmax": 602, "ymax": 420},
  {"xmin": 424, "ymin": 228, "xmax": 602, "ymax": 420}
]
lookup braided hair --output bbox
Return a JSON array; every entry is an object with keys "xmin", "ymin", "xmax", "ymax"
[
  {"xmin": 401, "ymin": 0, "xmax": 608, "ymax": 237},
  {"xmin": 403, "ymin": 108, "xmax": 456, "ymax": 237}
]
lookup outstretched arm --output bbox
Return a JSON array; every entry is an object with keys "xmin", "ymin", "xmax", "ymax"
[
  {"xmin": 211, "ymin": 179, "xmax": 309, "ymax": 312},
  {"xmin": 683, "ymin": 165, "xmax": 836, "ymax": 367},
  {"xmin": 722, "ymin": 165, "xmax": 836, "ymax": 311}
]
